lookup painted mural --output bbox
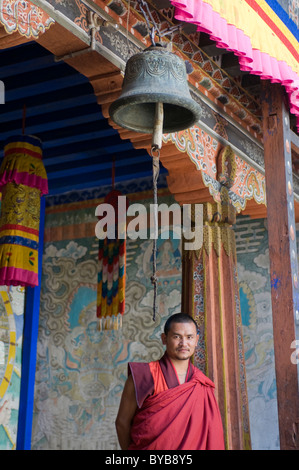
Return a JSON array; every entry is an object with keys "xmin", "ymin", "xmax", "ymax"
[
  {"xmin": 235, "ymin": 215, "xmax": 279, "ymax": 450},
  {"xmin": 0, "ymin": 179, "xmax": 286, "ymax": 450},
  {"xmin": 28, "ymin": 182, "xmax": 280, "ymax": 450},
  {"xmin": 0, "ymin": 285, "xmax": 24, "ymax": 450},
  {"xmin": 31, "ymin": 184, "xmax": 182, "ymax": 450},
  {"xmin": 277, "ymin": 0, "xmax": 299, "ymax": 26}
]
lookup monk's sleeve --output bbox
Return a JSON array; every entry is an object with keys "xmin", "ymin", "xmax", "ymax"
[
  {"xmin": 128, "ymin": 362, "xmax": 154, "ymax": 409},
  {"xmin": 206, "ymin": 387, "xmax": 225, "ymax": 450}
]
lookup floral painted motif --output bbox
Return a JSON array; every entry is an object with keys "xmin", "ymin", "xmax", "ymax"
[{"xmin": 163, "ymin": 124, "xmax": 266, "ymax": 213}]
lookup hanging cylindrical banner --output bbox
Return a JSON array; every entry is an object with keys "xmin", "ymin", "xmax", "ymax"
[
  {"xmin": 97, "ymin": 189, "xmax": 128, "ymax": 330},
  {"xmin": 0, "ymin": 135, "xmax": 48, "ymax": 287}
]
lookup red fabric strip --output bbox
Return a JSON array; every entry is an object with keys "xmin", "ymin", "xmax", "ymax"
[
  {"xmin": 4, "ymin": 146, "xmax": 43, "ymax": 160},
  {"xmin": 128, "ymin": 362, "xmax": 154, "ymax": 408},
  {"xmin": 0, "ymin": 224, "xmax": 39, "ymax": 236}
]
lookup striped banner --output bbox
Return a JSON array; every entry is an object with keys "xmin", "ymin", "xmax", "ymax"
[
  {"xmin": 0, "ymin": 135, "xmax": 48, "ymax": 287},
  {"xmin": 96, "ymin": 189, "xmax": 127, "ymax": 330}
]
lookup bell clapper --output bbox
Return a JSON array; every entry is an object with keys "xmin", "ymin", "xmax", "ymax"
[{"xmin": 152, "ymin": 102, "xmax": 164, "ymax": 151}]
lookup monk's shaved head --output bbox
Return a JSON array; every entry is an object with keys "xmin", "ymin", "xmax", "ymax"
[{"xmin": 164, "ymin": 313, "xmax": 198, "ymax": 336}]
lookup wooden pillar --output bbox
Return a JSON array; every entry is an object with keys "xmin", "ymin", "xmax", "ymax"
[
  {"xmin": 16, "ymin": 197, "xmax": 45, "ymax": 450},
  {"xmin": 182, "ymin": 197, "xmax": 251, "ymax": 450},
  {"xmin": 261, "ymin": 82, "xmax": 299, "ymax": 450}
]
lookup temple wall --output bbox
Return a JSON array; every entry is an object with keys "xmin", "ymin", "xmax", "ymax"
[
  {"xmin": 0, "ymin": 183, "xmax": 283, "ymax": 450},
  {"xmin": 31, "ymin": 183, "xmax": 182, "ymax": 450}
]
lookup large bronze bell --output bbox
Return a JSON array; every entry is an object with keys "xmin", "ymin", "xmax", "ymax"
[{"xmin": 109, "ymin": 46, "xmax": 201, "ymax": 135}]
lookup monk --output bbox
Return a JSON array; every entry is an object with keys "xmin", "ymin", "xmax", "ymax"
[{"xmin": 115, "ymin": 313, "xmax": 225, "ymax": 450}]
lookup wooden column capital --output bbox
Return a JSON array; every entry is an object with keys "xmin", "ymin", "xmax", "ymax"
[{"xmin": 203, "ymin": 194, "xmax": 236, "ymax": 226}]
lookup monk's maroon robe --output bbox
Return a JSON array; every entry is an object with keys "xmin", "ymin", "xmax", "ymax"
[{"xmin": 128, "ymin": 353, "xmax": 224, "ymax": 450}]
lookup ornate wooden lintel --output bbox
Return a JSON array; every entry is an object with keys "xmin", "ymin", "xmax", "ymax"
[
  {"xmin": 0, "ymin": 0, "xmax": 54, "ymax": 39},
  {"xmin": 159, "ymin": 137, "xmax": 267, "ymax": 219}
]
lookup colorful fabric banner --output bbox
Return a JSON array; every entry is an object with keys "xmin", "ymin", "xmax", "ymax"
[
  {"xmin": 0, "ymin": 136, "xmax": 48, "ymax": 194},
  {"xmin": 0, "ymin": 0, "xmax": 54, "ymax": 38},
  {"xmin": 170, "ymin": 0, "xmax": 299, "ymax": 131},
  {"xmin": 97, "ymin": 189, "xmax": 127, "ymax": 330},
  {"xmin": 0, "ymin": 135, "xmax": 48, "ymax": 287}
]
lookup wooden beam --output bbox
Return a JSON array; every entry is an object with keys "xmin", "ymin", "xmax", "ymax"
[{"xmin": 261, "ymin": 81, "xmax": 299, "ymax": 450}]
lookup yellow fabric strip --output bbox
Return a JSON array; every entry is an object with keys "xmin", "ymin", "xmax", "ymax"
[
  {"xmin": 4, "ymin": 140, "xmax": 42, "ymax": 156},
  {"xmin": 0, "ymin": 229, "xmax": 39, "ymax": 242},
  {"xmin": 0, "ymin": 244, "xmax": 38, "ymax": 273}
]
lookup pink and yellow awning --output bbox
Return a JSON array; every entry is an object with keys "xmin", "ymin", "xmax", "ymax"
[{"xmin": 170, "ymin": 0, "xmax": 299, "ymax": 130}]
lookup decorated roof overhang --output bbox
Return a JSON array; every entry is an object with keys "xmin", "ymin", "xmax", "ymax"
[
  {"xmin": 170, "ymin": 0, "xmax": 299, "ymax": 131},
  {"xmin": 1, "ymin": 0, "xmax": 299, "ymax": 217}
]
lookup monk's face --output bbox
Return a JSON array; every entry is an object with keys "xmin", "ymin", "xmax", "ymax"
[{"xmin": 161, "ymin": 321, "xmax": 199, "ymax": 361}]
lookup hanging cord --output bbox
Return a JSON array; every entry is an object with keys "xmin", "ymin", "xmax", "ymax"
[
  {"xmin": 137, "ymin": 0, "xmax": 159, "ymax": 46},
  {"xmin": 150, "ymin": 147, "xmax": 160, "ymax": 322}
]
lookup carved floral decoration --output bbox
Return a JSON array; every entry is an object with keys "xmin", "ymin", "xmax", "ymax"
[{"xmin": 163, "ymin": 126, "xmax": 266, "ymax": 213}]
